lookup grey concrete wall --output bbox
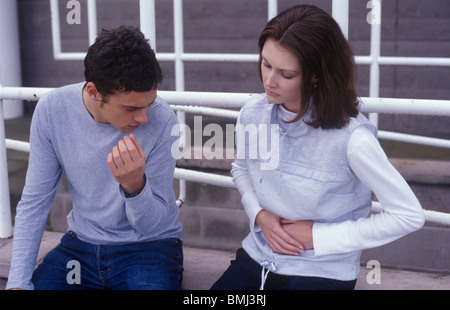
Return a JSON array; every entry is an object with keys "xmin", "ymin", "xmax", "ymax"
[
  {"xmin": 17, "ymin": 0, "xmax": 450, "ymax": 138},
  {"xmin": 9, "ymin": 0, "xmax": 450, "ymax": 272}
]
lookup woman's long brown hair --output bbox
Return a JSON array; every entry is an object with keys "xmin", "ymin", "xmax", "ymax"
[{"xmin": 258, "ymin": 5, "xmax": 359, "ymax": 129}]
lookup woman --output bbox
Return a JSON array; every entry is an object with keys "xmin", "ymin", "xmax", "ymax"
[{"xmin": 211, "ymin": 5, "xmax": 425, "ymax": 290}]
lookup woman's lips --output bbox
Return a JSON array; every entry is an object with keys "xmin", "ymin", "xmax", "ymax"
[{"xmin": 266, "ymin": 88, "xmax": 279, "ymax": 97}]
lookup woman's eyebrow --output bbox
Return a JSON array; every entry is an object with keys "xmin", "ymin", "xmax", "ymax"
[{"xmin": 261, "ymin": 55, "xmax": 300, "ymax": 73}]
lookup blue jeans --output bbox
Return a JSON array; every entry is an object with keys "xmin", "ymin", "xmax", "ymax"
[
  {"xmin": 210, "ymin": 248, "xmax": 356, "ymax": 290},
  {"xmin": 32, "ymin": 232, "xmax": 183, "ymax": 290}
]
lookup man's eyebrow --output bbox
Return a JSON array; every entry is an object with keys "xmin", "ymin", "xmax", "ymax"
[{"xmin": 123, "ymin": 97, "xmax": 157, "ymax": 109}]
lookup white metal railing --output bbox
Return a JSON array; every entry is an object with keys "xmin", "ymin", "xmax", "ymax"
[
  {"xmin": 1, "ymin": 88, "xmax": 450, "ymax": 235},
  {"xmin": 48, "ymin": 0, "xmax": 450, "ymax": 137},
  {"xmin": 0, "ymin": 0, "xmax": 449, "ymax": 238}
]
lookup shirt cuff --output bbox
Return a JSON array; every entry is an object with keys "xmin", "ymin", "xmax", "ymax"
[
  {"xmin": 241, "ymin": 190, "xmax": 263, "ymax": 232},
  {"xmin": 121, "ymin": 174, "xmax": 147, "ymax": 199},
  {"xmin": 312, "ymin": 221, "xmax": 352, "ymax": 256}
]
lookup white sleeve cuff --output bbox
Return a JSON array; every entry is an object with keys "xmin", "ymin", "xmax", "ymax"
[
  {"xmin": 241, "ymin": 190, "xmax": 263, "ymax": 232},
  {"xmin": 312, "ymin": 221, "xmax": 353, "ymax": 256}
]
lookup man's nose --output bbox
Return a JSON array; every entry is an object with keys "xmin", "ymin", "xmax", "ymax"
[{"xmin": 135, "ymin": 110, "xmax": 148, "ymax": 124}]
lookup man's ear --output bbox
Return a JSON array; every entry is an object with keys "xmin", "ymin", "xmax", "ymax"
[{"xmin": 84, "ymin": 82, "xmax": 103, "ymax": 102}]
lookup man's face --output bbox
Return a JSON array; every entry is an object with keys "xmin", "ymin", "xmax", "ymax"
[{"xmin": 98, "ymin": 89, "xmax": 157, "ymax": 133}]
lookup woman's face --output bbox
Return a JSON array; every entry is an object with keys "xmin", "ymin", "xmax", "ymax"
[{"xmin": 260, "ymin": 38, "xmax": 303, "ymax": 113}]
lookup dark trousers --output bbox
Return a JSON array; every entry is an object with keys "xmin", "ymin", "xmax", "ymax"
[
  {"xmin": 32, "ymin": 231, "xmax": 183, "ymax": 290},
  {"xmin": 211, "ymin": 248, "xmax": 356, "ymax": 290}
]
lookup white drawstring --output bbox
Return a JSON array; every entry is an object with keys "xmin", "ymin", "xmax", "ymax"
[{"xmin": 260, "ymin": 261, "xmax": 277, "ymax": 290}]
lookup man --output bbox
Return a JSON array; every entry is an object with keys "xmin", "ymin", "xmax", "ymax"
[{"xmin": 7, "ymin": 26, "xmax": 183, "ymax": 290}]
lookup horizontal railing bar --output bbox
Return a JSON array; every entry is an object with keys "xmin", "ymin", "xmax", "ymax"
[
  {"xmin": 3, "ymin": 138, "xmax": 450, "ymax": 225},
  {"xmin": 159, "ymin": 91, "xmax": 252, "ymax": 108},
  {"xmin": 359, "ymin": 97, "xmax": 450, "ymax": 117},
  {"xmin": 171, "ymin": 105, "xmax": 240, "ymax": 119},
  {"xmin": 378, "ymin": 131, "xmax": 450, "ymax": 149},
  {"xmin": 378, "ymin": 56, "xmax": 450, "ymax": 67},
  {"xmin": 5, "ymin": 131, "xmax": 449, "ymax": 152},
  {"xmin": 51, "ymin": 50, "xmax": 450, "ymax": 67},
  {"xmin": 2, "ymin": 87, "xmax": 450, "ymax": 117},
  {"xmin": 5, "ymin": 139, "xmax": 30, "ymax": 153},
  {"xmin": 174, "ymin": 173, "xmax": 450, "ymax": 226},
  {"xmin": 371, "ymin": 202, "xmax": 450, "ymax": 226},
  {"xmin": 0, "ymin": 87, "xmax": 53, "ymax": 101},
  {"xmin": 355, "ymin": 56, "xmax": 450, "ymax": 67},
  {"xmin": 174, "ymin": 168, "xmax": 235, "ymax": 188},
  {"xmin": 2, "ymin": 89, "xmax": 449, "ymax": 225},
  {"xmin": 180, "ymin": 53, "xmax": 260, "ymax": 62}
]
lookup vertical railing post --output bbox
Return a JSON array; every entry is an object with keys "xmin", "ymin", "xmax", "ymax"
[
  {"xmin": 50, "ymin": 0, "xmax": 62, "ymax": 58},
  {"xmin": 173, "ymin": 0, "xmax": 186, "ymax": 206},
  {"xmin": 0, "ymin": 0, "xmax": 23, "ymax": 119},
  {"xmin": 87, "ymin": 0, "xmax": 98, "ymax": 46},
  {"xmin": 332, "ymin": 0, "xmax": 349, "ymax": 39},
  {"xmin": 0, "ymin": 95, "xmax": 13, "ymax": 239},
  {"xmin": 50, "ymin": 0, "xmax": 98, "ymax": 59},
  {"xmin": 173, "ymin": 0, "xmax": 185, "ymax": 92},
  {"xmin": 368, "ymin": 0, "xmax": 382, "ymax": 127},
  {"xmin": 267, "ymin": 0, "xmax": 278, "ymax": 20},
  {"xmin": 139, "ymin": 0, "xmax": 157, "ymax": 51}
]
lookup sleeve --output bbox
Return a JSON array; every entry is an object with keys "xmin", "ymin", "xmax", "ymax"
[
  {"xmin": 312, "ymin": 126, "xmax": 425, "ymax": 256},
  {"xmin": 121, "ymin": 113, "xmax": 179, "ymax": 235},
  {"xmin": 6, "ymin": 98, "xmax": 62, "ymax": 290},
  {"xmin": 231, "ymin": 113, "xmax": 263, "ymax": 232}
]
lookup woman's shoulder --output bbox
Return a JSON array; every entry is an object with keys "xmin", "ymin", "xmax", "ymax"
[
  {"xmin": 346, "ymin": 113, "xmax": 378, "ymax": 137},
  {"xmin": 243, "ymin": 93, "xmax": 269, "ymax": 109},
  {"xmin": 239, "ymin": 93, "xmax": 273, "ymax": 124}
]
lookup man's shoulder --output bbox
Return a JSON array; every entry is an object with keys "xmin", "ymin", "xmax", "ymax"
[
  {"xmin": 149, "ymin": 95, "xmax": 178, "ymax": 124},
  {"xmin": 37, "ymin": 82, "xmax": 84, "ymax": 110}
]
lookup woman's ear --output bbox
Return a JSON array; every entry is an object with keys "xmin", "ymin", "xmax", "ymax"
[{"xmin": 311, "ymin": 75, "xmax": 318, "ymax": 88}]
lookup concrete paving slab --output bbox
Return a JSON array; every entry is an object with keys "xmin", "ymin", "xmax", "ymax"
[
  {"xmin": 356, "ymin": 267, "xmax": 450, "ymax": 290},
  {"xmin": 0, "ymin": 230, "xmax": 64, "ymax": 279},
  {"xmin": 2, "ymin": 231, "xmax": 449, "ymax": 290}
]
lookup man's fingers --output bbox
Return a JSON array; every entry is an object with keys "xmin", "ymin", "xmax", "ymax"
[
  {"xmin": 110, "ymin": 145, "xmax": 124, "ymax": 168},
  {"xmin": 107, "ymin": 152, "xmax": 116, "ymax": 170},
  {"xmin": 118, "ymin": 139, "xmax": 133, "ymax": 163},
  {"xmin": 108, "ymin": 136, "xmax": 145, "ymax": 170},
  {"xmin": 129, "ymin": 134, "xmax": 145, "ymax": 159},
  {"xmin": 122, "ymin": 137, "xmax": 138, "ymax": 162},
  {"xmin": 121, "ymin": 135, "xmax": 145, "ymax": 163}
]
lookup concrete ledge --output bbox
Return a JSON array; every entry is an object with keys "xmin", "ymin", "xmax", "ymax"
[
  {"xmin": 182, "ymin": 247, "xmax": 235, "ymax": 290},
  {"xmin": 0, "ymin": 230, "xmax": 64, "ymax": 279},
  {"xmin": 182, "ymin": 247, "xmax": 450, "ymax": 290},
  {"xmin": 2, "ymin": 231, "xmax": 449, "ymax": 290}
]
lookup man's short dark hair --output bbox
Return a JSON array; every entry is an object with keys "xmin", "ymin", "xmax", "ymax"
[{"xmin": 84, "ymin": 26, "xmax": 163, "ymax": 99}]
